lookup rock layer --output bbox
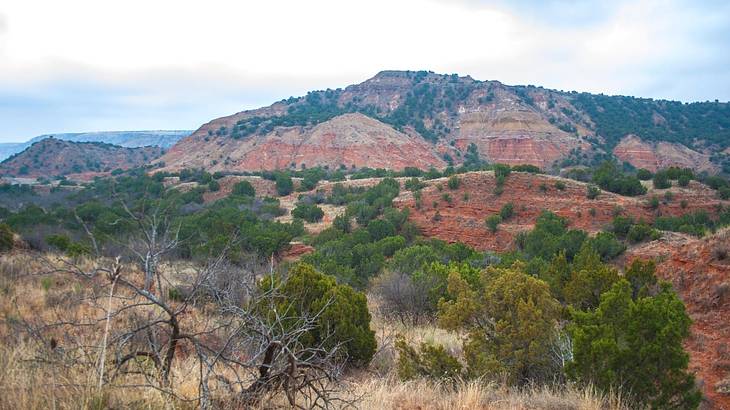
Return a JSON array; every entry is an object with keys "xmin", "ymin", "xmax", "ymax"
[
  {"xmin": 158, "ymin": 114, "xmax": 446, "ymax": 173},
  {"xmin": 613, "ymin": 134, "xmax": 717, "ymax": 173}
]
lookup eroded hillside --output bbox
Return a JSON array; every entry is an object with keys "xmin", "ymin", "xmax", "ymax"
[
  {"xmin": 155, "ymin": 70, "xmax": 730, "ymax": 174},
  {"xmin": 626, "ymin": 230, "xmax": 730, "ymax": 409},
  {"xmin": 393, "ymin": 171, "xmax": 727, "ymax": 252}
]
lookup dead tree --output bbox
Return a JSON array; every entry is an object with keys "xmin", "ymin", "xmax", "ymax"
[{"xmin": 20, "ymin": 197, "xmax": 354, "ymax": 409}]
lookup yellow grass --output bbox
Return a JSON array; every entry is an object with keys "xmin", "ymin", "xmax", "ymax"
[{"xmin": 0, "ymin": 252, "xmax": 630, "ymax": 409}]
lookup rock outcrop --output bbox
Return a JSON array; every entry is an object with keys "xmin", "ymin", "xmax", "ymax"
[
  {"xmin": 155, "ymin": 71, "xmax": 591, "ymax": 173},
  {"xmin": 613, "ymin": 134, "xmax": 718, "ymax": 173},
  {"xmin": 156, "ymin": 70, "xmax": 728, "ymax": 174},
  {"xmin": 158, "ymin": 113, "xmax": 446, "ymax": 173}
]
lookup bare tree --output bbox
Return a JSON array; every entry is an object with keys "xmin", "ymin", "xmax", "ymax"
[{"xmin": 14, "ymin": 198, "xmax": 354, "ymax": 409}]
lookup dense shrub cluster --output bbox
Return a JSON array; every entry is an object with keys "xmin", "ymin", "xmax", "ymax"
[
  {"xmin": 291, "ymin": 203, "xmax": 324, "ymax": 223},
  {"xmin": 263, "ymin": 263, "xmax": 377, "ymax": 367},
  {"xmin": 591, "ymin": 161, "xmax": 646, "ymax": 196},
  {"xmin": 1, "ymin": 172, "xmax": 302, "ymax": 260}
]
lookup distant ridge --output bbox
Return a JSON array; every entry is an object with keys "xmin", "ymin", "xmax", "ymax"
[
  {"xmin": 0, "ymin": 137, "xmax": 164, "ymax": 179},
  {"xmin": 0, "ymin": 130, "xmax": 191, "ymax": 161}
]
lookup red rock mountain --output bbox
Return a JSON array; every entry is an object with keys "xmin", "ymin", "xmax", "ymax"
[
  {"xmin": 155, "ymin": 71, "xmax": 589, "ymax": 172},
  {"xmin": 156, "ymin": 70, "xmax": 730, "ymax": 173},
  {"xmin": 0, "ymin": 137, "xmax": 163, "ymax": 179}
]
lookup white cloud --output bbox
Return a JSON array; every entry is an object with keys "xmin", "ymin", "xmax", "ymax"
[{"xmin": 0, "ymin": 0, "xmax": 728, "ymax": 141}]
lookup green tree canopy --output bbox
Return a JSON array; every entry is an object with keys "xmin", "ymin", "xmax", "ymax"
[{"xmin": 568, "ymin": 279, "xmax": 701, "ymax": 409}]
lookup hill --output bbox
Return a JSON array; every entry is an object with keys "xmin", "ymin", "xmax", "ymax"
[
  {"xmin": 0, "ymin": 130, "xmax": 190, "ymax": 161},
  {"xmin": 0, "ymin": 137, "xmax": 163, "ymax": 179},
  {"xmin": 156, "ymin": 70, "xmax": 729, "ymax": 173}
]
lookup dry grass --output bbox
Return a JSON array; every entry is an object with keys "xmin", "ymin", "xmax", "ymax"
[
  {"xmin": 351, "ymin": 376, "xmax": 629, "ymax": 410},
  {"xmin": 0, "ymin": 252, "xmax": 631, "ymax": 409}
]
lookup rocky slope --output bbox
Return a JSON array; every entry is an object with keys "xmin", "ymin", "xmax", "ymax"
[
  {"xmin": 393, "ymin": 171, "xmax": 727, "ymax": 252},
  {"xmin": 625, "ymin": 230, "xmax": 730, "ymax": 409},
  {"xmin": 159, "ymin": 113, "xmax": 446, "ymax": 172},
  {"xmin": 0, "ymin": 137, "xmax": 163, "ymax": 179},
  {"xmin": 156, "ymin": 70, "xmax": 729, "ymax": 174},
  {"xmin": 613, "ymin": 134, "xmax": 718, "ymax": 173}
]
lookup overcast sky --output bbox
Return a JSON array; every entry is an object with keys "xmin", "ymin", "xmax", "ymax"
[{"xmin": 1, "ymin": 0, "xmax": 728, "ymax": 142}]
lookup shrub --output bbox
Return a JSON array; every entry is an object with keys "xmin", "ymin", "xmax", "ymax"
[
  {"xmin": 538, "ymin": 183, "xmax": 548, "ymax": 193},
  {"xmin": 499, "ymin": 203, "xmax": 514, "ymax": 220},
  {"xmin": 563, "ymin": 244, "xmax": 620, "ymax": 309},
  {"xmin": 208, "ymin": 180, "xmax": 220, "ymax": 192},
  {"xmin": 441, "ymin": 193, "xmax": 452, "ymax": 204},
  {"xmin": 231, "ymin": 180, "xmax": 256, "ymax": 197},
  {"xmin": 367, "ymin": 219, "xmax": 396, "ymax": 241},
  {"xmin": 376, "ymin": 235, "xmax": 406, "ymax": 257},
  {"xmin": 587, "ymin": 232, "xmax": 626, "ymax": 261},
  {"xmin": 624, "ymin": 259, "xmax": 658, "ymax": 298},
  {"xmin": 512, "ymin": 164, "xmax": 541, "ymax": 173},
  {"xmin": 493, "ymin": 164, "xmax": 511, "ymax": 179},
  {"xmin": 405, "ymin": 177, "xmax": 425, "ymax": 191},
  {"xmin": 648, "ymin": 195, "xmax": 660, "ymax": 210},
  {"xmin": 592, "ymin": 161, "xmax": 647, "ymax": 196},
  {"xmin": 611, "ymin": 215, "xmax": 635, "ymax": 238},
  {"xmin": 653, "ymin": 172, "xmax": 671, "ymax": 189},
  {"xmin": 588, "ymin": 208, "xmax": 597, "ymax": 217},
  {"xmin": 439, "ymin": 267, "xmax": 561, "ymax": 383},
  {"xmin": 0, "ymin": 223, "xmax": 14, "ymax": 252},
  {"xmin": 332, "ymin": 214, "xmax": 351, "ymax": 233},
  {"xmin": 275, "ymin": 173, "xmax": 294, "ymax": 196},
  {"xmin": 395, "ymin": 336, "xmax": 462, "ymax": 381},
  {"xmin": 270, "ymin": 263, "xmax": 376, "ymax": 367},
  {"xmin": 568, "ymin": 280, "xmax": 701, "ymax": 409},
  {"xmin": 554, "ymin": 181, "xmax": 566, "ymax": 191},
  {"xmin": 67, "ymin": 242, "xmax": 91, "ymax": 257},
  {"xmin": 485, "ymin": 215, "xmax": 502, "ymax": 233},
  {"xmin": 680, "ymin": 200, "xmax": 688, "ymax": 209},
  {"xmin": 636, "ymin": 168, "xmax": 653, "ymax": 180},
  {"xmin": 678, "ymin": 175, "xmax": 691, "ymax": 187},
  {"xmin": 663, "ymin": 191, "xmax": 674, "ymax": 202},
  {"xmin": 46, "ymin": 234, "xmax": 71, "ymax": 251},
  {"xmin": 291, "ymin": 203, "xmax": 324, "ymax": 223},
  {"xmin": 627, "ymin": 223, "xmax": 659, "ymax": 243},
  {"xmin": 586, "ymin": 185, "xmax": 600, "ymax": 199},
  {"xmin": 447, "ymin": 175, "xmax": 460, "ymax": 190}
]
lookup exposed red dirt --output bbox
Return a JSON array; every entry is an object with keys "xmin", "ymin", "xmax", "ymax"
[
  {"xmin": 394, "ymin": 171, "xmax": 727, "ymax": 252},
  {"xmin": 156, "ymin": 114, "xmax": 446, "ymax": 173},
  {"xmin": 280, "ymin": 242, "xmax": 315, "ymax": 262},
  {"xmin": 613, "ymin": 134, "xmax": 718, "ymax": 173},
  {"xmin": 625, "ymin": 230, "xmax": 730, "ymax": 409}
]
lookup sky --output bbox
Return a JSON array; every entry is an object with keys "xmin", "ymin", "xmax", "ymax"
[{"xmin": 0, "ymin": 0, "xmax": 729, "ymax": 142}]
